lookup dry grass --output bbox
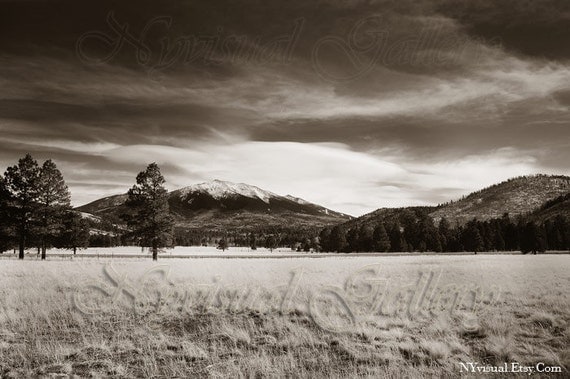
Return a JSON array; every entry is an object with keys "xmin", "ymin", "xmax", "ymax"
[{"xmin": 0, "ymin": 255, "xmax": 568, "ymax": 378}]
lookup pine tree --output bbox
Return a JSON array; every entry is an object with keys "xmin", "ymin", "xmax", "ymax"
[
  {"xmin": 123, "ymin": 163, "xmax": 174, "ymax": 261},
  {"xmin": 388, "ymin": 223, "xmax": 410, "ymax": 252},
  {"xmin": 520, "ymin": 222, "xmax": 547, "ymax": 254},
  {"xmin": 493, "ymin": 229, "xmax": 506, "ymax": 251},
  {"xmin": 319, "ymin": 228, "xmax": 332, "ymax": 252},
  {"xmin": 4, "ymin": 154, "xmax": 41, "ymax": 259},
  {"xmin": 446, "ymin": 227, "xmax": 463, "ymax": 252},
  {"xmin": 490, "ymin": 219, "xmax": 505, "ymax": 251},
  {"xmin": 217, "ymin": 237, "xmax": 229, "ymax": 251},
  {"xmin": 0, "ymin": 175, "xmax": 13, "ymax": 253},
  {"xmin": 345, "ymin": 227, "xmax": 359, "ymax": 252},
  {"xmin": 463, "ymin": 219, "xmax": 484, "ymax": 253},
  {"xmin": 37, "ymin": 160, "xmax": 71, "ymax": 260},
  {"xmin": 400, "ymin": 211, "xmax": 419, "ymax": 251},
  {"xmin": 373, "ymin": 223, "xmax": 391, "ymax": 252},
  {"xmin": 329, "ymin": 225, "xmax": 347, "ymax": 253},
  {"xmin": 418, "ymin": 214, "xmax": 441, "ymax": 252},
  {"xmin": 56, "ymin": 210, "xmax": 90, "ymax": 254},
  {"xmin": 310, "ymin": 236, "xmax": 320, "ymax": 252},
  {"xmin": 264, "ymin": 235, "xmax": 278, "ymax": 252},
  {"xmin": 248, "ymin": 232, "xmax": 257, "ymax": 250},
  {"xmin": 553, "ymin": 215, "xmax": 569, "ymax": 250},
  {"xmin": 438, "ymin": 218, "xmax": 452, "ymax": 251},
  {"xmin": 357, "ymin": 224, "xmax": 374, "ymax": 252},
  {"xmin": 502, "ymin": 214, "xmax": 518, "ymax": 251}
]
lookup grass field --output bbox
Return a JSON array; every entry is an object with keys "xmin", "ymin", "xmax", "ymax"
[{"xmin": 0, "ymin": 254, "xmax": 568, "ymax": 378}]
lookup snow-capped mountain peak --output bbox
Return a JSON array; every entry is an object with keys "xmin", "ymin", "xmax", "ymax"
[{"xmin": 178, "ymin": 179, "xmax": 278, "ymax": 203}]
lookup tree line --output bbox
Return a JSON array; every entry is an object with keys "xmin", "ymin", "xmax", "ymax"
[
  {"xmin": 0, "ymin": 154, "xmax": 90, "ymax": 259},
  {"xmin": 319, "ymin": 212, "xmax": 570, "ymax": 254},
  {"xmin": 173, "ymin": 228, "xmax": 319, "ymax": 251},
  {"xmin": 0, "ymin": 155, "xmax": 174, "ymax": 260}
]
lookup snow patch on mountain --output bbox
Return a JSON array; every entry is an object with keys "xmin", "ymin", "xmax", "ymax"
[
  {"xmin": 80, "ymin": 212, "xmax": 101, "ymax": 222},
  {"xmin": 178, "ymin": 180, "xmax": 278, "ymax": 204},
  {"xmin": 285, "ymin": 195, "xmax": 311, "ymax": 205}
]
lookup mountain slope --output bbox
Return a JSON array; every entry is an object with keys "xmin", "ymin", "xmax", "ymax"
[
  {"xmin": 338, "ymin": 175, "xmax": 570, "ymax": 230},
  {"xmin": 76, "ymin": 194, "xmax": 129, "ymax": 223},
  {"xmin": 339, "ymin": 206, "xmax": 436, "ymax": 231},
  {"xmin": 430, "ymin": 175, "xmax": 570, "ymax": 225},
  {"xmin": 77, "ymin": 180, "xmax": 351, "ymax": 232},
  {"xmin": 529, "ymin": 192, "xmax": 570, "ymax": 223}
]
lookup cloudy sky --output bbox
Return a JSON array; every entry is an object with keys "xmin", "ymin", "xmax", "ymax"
[{"xmin": 0, "ymin": 0, "xmax": 569, "ymax": 216}]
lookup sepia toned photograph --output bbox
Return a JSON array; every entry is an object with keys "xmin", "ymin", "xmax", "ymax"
[{"xmin": 0, "ymin": 0, "xmax": 569, "ymax": 378}]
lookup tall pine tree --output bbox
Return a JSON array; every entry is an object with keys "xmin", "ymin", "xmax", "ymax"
[
  {"xmin": 123, "ymin": 163, "xmax": 174, "ymax": 261},
  {"xmin": 0, "ymin": 175, "xmax": 12, "ymax": 252},
  {"xmin": 4, "ymin": 154, "xmax": 41, "ymax": 259},
  {"xmin": 37, "ymin": 160, "xmax": 71, "ymax": 260}
]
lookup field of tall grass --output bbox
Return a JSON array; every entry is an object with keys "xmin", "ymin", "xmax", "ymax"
[{"xmin": 0, "ymin": 255, "xmax": 568, "ymax": 378}]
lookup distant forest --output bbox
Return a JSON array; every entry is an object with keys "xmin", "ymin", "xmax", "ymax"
[{"xmin": 318, "ymin": 210, "xmax": 569, "ymax": 254}]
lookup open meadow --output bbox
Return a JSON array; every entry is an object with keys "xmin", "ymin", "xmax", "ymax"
[{"xmin": 1, "ymin": 254, "xmax": 569, "ymax": 378}]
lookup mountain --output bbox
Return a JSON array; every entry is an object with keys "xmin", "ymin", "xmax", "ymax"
[
  {"xmin": 529, "ymin": 192, "xmax": 570, "ymax": 223},
  {"xmin": 430, "ymin": 175, "xmax": 570, "ymax": 225},
  {"xmin": 77, "ymin": 180, "xmax": 351, "ymax": 232},
  {"xmin": 76, "ymin": 194, "xmax": 128, "ymax": 217},
  {"xmin": 78, "ymin": 175, "xmax": 570, "ymax": 237},
  {"xmin": 339, "ymin": 175, "xmax": 570, "ymax": 229}
]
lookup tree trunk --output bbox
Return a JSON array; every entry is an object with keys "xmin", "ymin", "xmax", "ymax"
[
  {"xmin": 18, "ymin": 237, "xmax": 24, "ymax": 260},
  {"xmin": 41, "ymin": 245, "xmax": 46, "ymax": 260},
  {"xmin": 73, "ymin": 246, "xmax": 77, "ymax": 255},
  {"xmin": 152, "ymin": 241, "xmax": 158, "ymax": 261}
]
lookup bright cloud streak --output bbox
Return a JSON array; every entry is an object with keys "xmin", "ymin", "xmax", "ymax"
[{"xmin": 68, "ymin": 141, "xmax": 556, "ymax": 216}]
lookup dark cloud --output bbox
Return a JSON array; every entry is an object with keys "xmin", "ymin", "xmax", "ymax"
[
  {"xmin": 438, "ymin": 0, "xmax": 570, "ymax": 60},
  {"xmin": 0, "ymin": 0, "xmax": 489, "ymax": 75},
  {"xmin": 552, "ymin": 89, "xmax": 570, "ymax": 107},
  {"xmin": 0, "ymin": 98, "xmax": 251, "ymax": 141},
  {"xmin": 250, "ymin": 100, "xmax": 570, "ymax": 168}
]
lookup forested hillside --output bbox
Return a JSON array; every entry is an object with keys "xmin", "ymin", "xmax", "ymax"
[{"xmin": 319, "ymin": 175, "xmax": 570, "ymax": 253}]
